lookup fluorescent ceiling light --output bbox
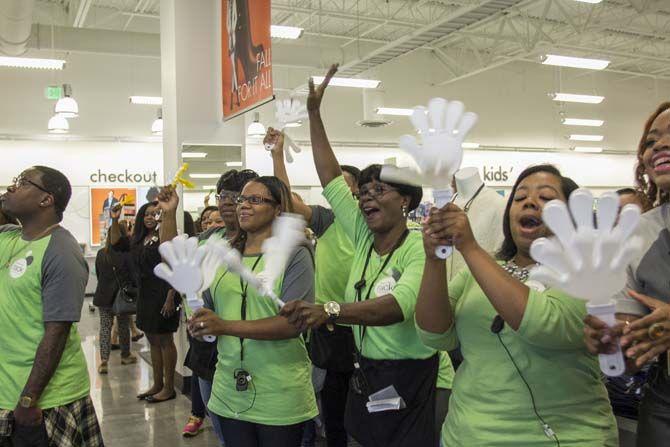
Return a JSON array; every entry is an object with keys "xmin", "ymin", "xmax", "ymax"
[
  {"xmin": 130, "ymin": 96, "xmax": 163, "ymax": 105},
  {"xmin": 541, "ymin": 54, "xmax": 609, "ymax": 70},
  {"xmin": 0, "ymin": 56, "xmax": 65, "ymax": 70},
  {"xmin": 311, "ymin": 76, "xmax": 381, "ymax": 89},
  {"xmin": 190, "ymin": 173, "xmax": 221, "ymax": 179},
  {"xmin": 569, "ymin": 134, "xmax": 604, "ymax": 142},
  {"xmin": 462, "ymin": 142, "xmax": 480, "ymax": 149},
  {"xmin": 562, "ymin": 118, "xmax": 604, "ymax": 127},
  {"xmin": 376, "ymin": 107, "xmax": 413, "ymax": 116},
  {"xmin": 226, "ymin": 162, "xmax": 243, "ymax": 167},
  {"xmin": 284, "ymin": 121, "xmax": 302, "ymax": 128},
  {"xmin": 573, "ymin": 146, "xmax": 603, "ymax": 153},
  {"xmin": 573, "ymin": 0, "xmax": 602, "ymax": 3},
  {"xmin": 47, "ymin": 114, "xmax": 69, "ymax": 133},
  {"xmin": 202, "ymin": 185, "xmax": 217, "ymax": 190},
  {"xmin": 271, "ymin": 25, "xmax": 304, "ymax": 39},
  {"xmin": 550, "ymin": 93, "xmax": 604, "ymax": 104},
  {"xmin": 182, "ymin": 152, "xmax": 207, "ymax": 158}
]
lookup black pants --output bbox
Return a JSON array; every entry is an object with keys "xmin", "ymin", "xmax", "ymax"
[
  {"xmin": 10, "ymin": 422, "xmax": 49, "ymax": 447},
  {"xmin": 637, "ymin": 360, "xmax": 670, "ymax": 447},
  {"xmin": 217, "ymin": 416, "xmax": 305, "ymax": 447},
  {"xmin": 322, "ymin": 368, "xmax": 353, "ymax": 447}
]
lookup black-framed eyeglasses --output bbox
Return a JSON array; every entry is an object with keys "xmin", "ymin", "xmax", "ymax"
[
  {"xmin": 12, "ymin": 176, "xmax": 53, "ymax": 195},
  {"xmin": 215, "ymin": 191, "xmax": 240, "ymax": 202},
  {"xmin": 236, "ymin": 194, "xmax": 277, "ymax": 206},
  {"xmin": 357, "ymin": 184, "xmax": 396, "ymax": 200}
]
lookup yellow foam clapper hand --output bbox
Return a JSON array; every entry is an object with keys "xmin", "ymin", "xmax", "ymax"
[{"xmin": 171, "ymin": 163, "xmax": 196, "ymax": 189}]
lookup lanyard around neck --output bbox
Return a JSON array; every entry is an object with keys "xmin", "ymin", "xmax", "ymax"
[
  {"xmin": 354, "ymin": 229, "xmax": 409, "ymax": 353},
  {"xmin": 239, "ymin": 254, "xmax": 264, "ymax": 363}
]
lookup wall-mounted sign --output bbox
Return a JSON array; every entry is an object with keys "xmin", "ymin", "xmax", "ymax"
[
  {"xmin": 221, "ymin": 0, "xmax": 273, "ymax": 120},
  {"xmin": 89, "ymin": 170, "xmax": 159, "ymax": 184}
]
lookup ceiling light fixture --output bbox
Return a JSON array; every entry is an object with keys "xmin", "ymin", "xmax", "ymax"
[
  {"xmin": 270, "ymin": 25, "xmax": 304, "ymax": 39},
  {"xmin": 569, "ymin": 134, "xmax": 604, "ymax": 142},
  {"xmin": 130, "ymin": 96, "xmax": 163, "ymax": 105},
  {"xmin": 0, "ymin": 56, "xmax": 65, "ymax": 70},
  {"xmin": 55, "ymin": 84, "xmax": 79, "ymax": 118},
  {"xmin": 573, "ymin": 146, "xmax": 603, "ymax": 153},
  {"xmin": 549, "ymin": 93, "xmax": 605, "ymax": 104},
  {"xmin": 375, "ymin": 107, "xmax": 413, "ymax": 116},
  {"xmin": 541, "ymin": 54, "xmax": 610, "ymax": 70},
  {"xmin": 562, "ymin": 118, "xmax": 604, "ymax": 127},
  {"xmin": 151, "ymin": 108, "xmax": 163, "ymax": 135},
  {"xmin": 202, "ymin": 185, "xmax": 217, "ymax": 190},
  {"xmin": 182, "ymin": 152, "xmax": 207, "ymax": 158},
  {"xmin": 47, "ymin": 114, "xmax": 69, "ymax": 133},
  {"xmin": 247, "ymin": 112, "xmax": 266, "ymax": 137},
  {"xmin": 190, "ymin": 173, "xmax": 222, "ymax": 179},
  {"xmin": 311, "ymin": 76, "xmax": 381, "ymax": 89},
  {"xmin": 284, "ymin": 121, "xmax": 302, "ymax": 128},
  {"xmin": 462, "ymin": 142, "xmax": 480, "ymax": 149},
  {"xmin": 226, "ymin": 162, "xmax": 243, "ymax": 167},
  {"xmin": 573, "ymin": 0, "xmax": 602, "ymax": 3}
]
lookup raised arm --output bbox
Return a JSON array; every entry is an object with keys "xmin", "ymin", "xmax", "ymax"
[
  {"xmin": 266, "ymin": 127, "xmax": 313, "ymax": 222},
  {"xmin": 156, "ymin": 185, "xmax": 179, "ymax": 243},
  {"xmin": 308, "ymin": 64, "xmax": 343, "ymax": 188},
  {"xmin": 108, "ymin": 205, "xmax": 123, "ymax": 245}
]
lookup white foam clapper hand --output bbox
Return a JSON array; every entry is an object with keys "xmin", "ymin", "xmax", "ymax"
[
  {"xmin": 154, "ymin": 235, "xmax": 217, "ymax": 342},
  {"xmin": 258, "ymin": 213, "xmax": 307, "ymax": 308},
  {"xmin": 264, "ymin": 98, "xmax": 308, "ymax": 163},
  {"xmin": 529, "ymin": 189, "xmax": 643, "ymax": 377},
  {"xmin": 207, "ymin": 239, "xmax": 263, "ymax": 291}
]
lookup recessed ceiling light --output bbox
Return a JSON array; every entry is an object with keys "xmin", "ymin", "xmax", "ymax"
[
  {"xmin": 190, "ymin": 173, "xmax": 221, "ymax": 179},
  {"xmin": 569, "ymin": 134, "xmax": 604, "ymax": 142},
  {"xmin": 541, "ymin": 54, "xmax": 609, "ymax": 70},
  {"xmin": 311, "ymin": 76, "xmax": 381, "ymax": 89},
  {"xmin": 182, "ymin": 152, "xmax": 207, "ymax": 158},
  {"xmin": 375, "ymin": 107, "xmax": 413, "ymax": 116},
  {"xmin": 202, "ymin": 185, "xmax": 217, "ymax": 190},
  {"xmin": 130, "ymin": 96, "xmax": 163, "ymax": 105},
  {"xmin": 226, "ymin": 162, "xmax": 243, "ymax": 167},
  {"xmin": 270, "ymin": 25, "xmax": 304, "ymax": 39},
  {"xmin": 550, "ymin": 93, "xmax": 605, "ymax": 104},
  {"xmin": 462, "ymin": 142, "xmax": 480, "ymax": 149},
  {"xmin": 0, "ymin": 56, "xmax": 65, "ymax": 70},
  {"xmin": 561, "ymin": 118, "xmax": 604, "ymax": 127},
  {"xmin": 284, "ymin": 121, "xmax": 302, "ymax": 128}
]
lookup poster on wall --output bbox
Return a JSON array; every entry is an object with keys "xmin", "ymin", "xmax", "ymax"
[
  {"xmin": 221, "ymin": 0, "xmax": 273, "ymax": 120},
  {"xmin": 90, "ymin": 188, "xmax": 137, "ymax": 246}
]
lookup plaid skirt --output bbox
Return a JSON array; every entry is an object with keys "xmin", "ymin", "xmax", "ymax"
[{"xmin": 0, "ymin": 396, "xmax": 103, "ymax": 447}]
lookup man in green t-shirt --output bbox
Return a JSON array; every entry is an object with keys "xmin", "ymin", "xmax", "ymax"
[
  {"xmin": 0, "ymin": 166, "xmax": 102, "ymax": 446},
  {"xmin": 266, "ymin": 128, "xmax": 358, "ymax": 447}
]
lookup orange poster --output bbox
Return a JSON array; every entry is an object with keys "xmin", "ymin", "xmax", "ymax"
[
  {"xmin": 222, "ymin": 0, "xmax": 273, "ymax": 120},
  {"xmin": 90, "ymin": 188, "xmax": 137, "ymax": 246}
]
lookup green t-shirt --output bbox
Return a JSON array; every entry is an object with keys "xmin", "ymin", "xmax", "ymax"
[
  {"xmin": 417, "ymin": 268, "xmax": 618, "ymax": 446},
  {"xmin": 309, "ymin": 206, "xmax": 354, "ymax": 305},
  {"xmin": 322, "ymin": 176, "xmax": 438, "ymax": 361},
  {"xmin": 207, "ymin": 248, "xmax": 318, "ymax": 426},
  {"xmin": 0, "ymin": 225, "xmax": 90, "ymax": 410}
]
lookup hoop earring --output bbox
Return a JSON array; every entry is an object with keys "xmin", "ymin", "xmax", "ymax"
[{"xmin": 401, "ymin": 205, "xmax": 408, "ymax": 217}]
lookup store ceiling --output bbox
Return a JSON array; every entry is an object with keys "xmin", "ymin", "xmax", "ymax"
[{"xmin": 33, "ymin": 0, "xmax": 670, "ymax": 87}]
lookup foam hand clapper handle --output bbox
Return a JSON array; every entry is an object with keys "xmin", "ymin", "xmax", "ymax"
[
  {"xmin": 154, "ymin": 235, "xmax": 217, "ymax": 342},
  {"xmin": 529, "ymin": 189, "xmax": 643, "ymax": 376},
  {"xmin": 259, "ymin": 213, "xmax": 307, "ymax": 308}
]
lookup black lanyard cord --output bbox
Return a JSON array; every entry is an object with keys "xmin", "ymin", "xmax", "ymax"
[
  {"xmin": 354, "ymin": 229, "xmax": 409, "ymax": 352},
  {"xmin": 239, "ymin": 254, "xmax": 264, "ymax": 363}
]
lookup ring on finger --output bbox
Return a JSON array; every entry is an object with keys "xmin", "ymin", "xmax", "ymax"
[
  {"xmin": 200, "ymin": 321, "xmax": 205, "ymax": 329},
  {"xmin": 648, "ymin": 323, "xmax": 666, "ymax": 341}
]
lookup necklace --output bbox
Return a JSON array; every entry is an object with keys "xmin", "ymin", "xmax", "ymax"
[
  {"xmin": 502, "ymin": 260, "xmax": 535, "ymax": 282},
  {"xmin": 2, "ymin": 223, "xmax": 60, "ymax": 270}
]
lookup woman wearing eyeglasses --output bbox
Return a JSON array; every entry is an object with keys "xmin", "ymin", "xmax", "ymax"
[
  {"xmin": 279, "ymin": 65, "xmax": 443, "ymax": 447},
  {"xmin": 109, "ymin": 194, "xmax": 181, "ymax": 404},
  {"xmin": 188, "ymin": 176, "xmax": 318, "ymax": 447}
]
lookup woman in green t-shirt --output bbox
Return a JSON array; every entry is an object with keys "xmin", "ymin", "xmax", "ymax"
[
  {"xmin": 416, "ymin": 164, "xmax": 618, "ymax": 446},
  {"xmin": 188, "ymin": 176, "xmax": 318, "ymax": 447}
]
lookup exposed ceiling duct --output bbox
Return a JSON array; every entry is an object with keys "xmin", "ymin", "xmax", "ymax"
[{"xmin": 0, "ymin": 0, "xmax": 35, "ymax": 56}]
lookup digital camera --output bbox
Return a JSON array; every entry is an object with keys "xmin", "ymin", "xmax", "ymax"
[{"xmin": 234, "ymin": 369, "xmax": 250, "ymax": 392}]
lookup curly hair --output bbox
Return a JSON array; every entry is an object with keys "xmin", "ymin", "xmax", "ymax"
[{"xmin": 635, "ymin": 102, "xmax": 670, "ymax": 206}]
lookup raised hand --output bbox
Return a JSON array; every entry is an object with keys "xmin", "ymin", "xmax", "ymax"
[
  {"xmin": 529, "ymin": 189, "xmax": 643, "ymax": 376},
  {"xmin": 307, "ymin": 64, "xmax": 338, "ymax": 113},
  {"xmin": 264, "ymin": 127, "xmax": 284, "ymax": 154},
  {"xmin": 156, "ymin": 184, "xmax": 179, "ymax": 213}
]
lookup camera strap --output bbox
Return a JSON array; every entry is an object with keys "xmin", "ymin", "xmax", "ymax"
[
  {"xmin": 353, "ymin": 229, "xmax": 409, "ymax": 356},
  {"xmin": 239, "ymin": 254, "xmax": 264, "ymax": 363}
]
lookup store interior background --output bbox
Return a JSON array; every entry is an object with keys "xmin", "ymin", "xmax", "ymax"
[{"xmin": 0, "ymin": 0, "xmax": 668, "ymax": 250}]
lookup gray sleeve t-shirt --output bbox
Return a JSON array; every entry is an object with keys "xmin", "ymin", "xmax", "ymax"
[{"xmin": 309, "ymin": 205, "xmax": 336, "ymax": 238}]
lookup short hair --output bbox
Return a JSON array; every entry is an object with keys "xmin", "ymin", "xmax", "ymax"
[
  {"xmin": 33, "ymin": 166, "xmax": 72, "ymax": 221},
  {"xmin": 340, "ymin": 165, "xmax": 361, "ymax": 183},
  {"xmin": 359, "ymin": 164, "xmax": 423, "ymax": 211},
  {"xmin": 216, "ymin": 169, "xmax": 259, "ymax": 194},
  {"xmin": 496, "ymin": 164, "xmax": 578, "ymax": 261}
]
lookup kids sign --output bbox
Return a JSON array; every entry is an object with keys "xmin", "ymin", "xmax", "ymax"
[{"xmin": 221, "ymin": 0, "xmax": 273, "ymax": 120}]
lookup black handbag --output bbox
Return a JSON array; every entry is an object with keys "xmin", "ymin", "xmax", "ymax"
[
  {"xmin": 308, "ymin": 324, "xmax": 356, "ymax": 372},
  {"xmin": 111, "ymin": 265, "xmax": 138, "ymax": 315}
]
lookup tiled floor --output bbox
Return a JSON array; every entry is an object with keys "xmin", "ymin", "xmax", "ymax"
[{"xmin": 80, "ymin": 301, "xmax": 222, "ymax": 447}]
